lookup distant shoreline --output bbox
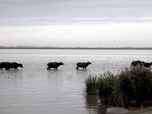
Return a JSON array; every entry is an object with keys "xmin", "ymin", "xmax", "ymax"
[{"xmin": 0, "ymin": 46, "xmax": 152, "ymax": 50}]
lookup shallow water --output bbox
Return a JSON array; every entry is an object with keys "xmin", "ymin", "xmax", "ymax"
[{"xmin": 0, "ymin": 49, "xmax": 152, "ymax": 114}]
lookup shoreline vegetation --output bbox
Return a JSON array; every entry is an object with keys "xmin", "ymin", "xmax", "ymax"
[
  {"xmin": 130, "ymin": 107, "xmax": 152, "ymax": 114},
  {"xmin": 85, "ymin": 66, "xmax": 152, "ymax": 113},
  {"xmin": 0, "ymin": 46, "xmax": 152, "ymax": 50}
]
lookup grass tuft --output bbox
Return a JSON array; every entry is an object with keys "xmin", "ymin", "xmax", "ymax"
[{"xmin": 85, "ymin": 66, "xmax": 152, "ymax": 108}]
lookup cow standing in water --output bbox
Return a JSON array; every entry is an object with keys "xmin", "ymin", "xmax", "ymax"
[
  {"xmin": 130, "ymin": 60, "xmax": 144, "ymax": 67},
  {"xmin": 131, "ymin": 60, "xmax": 152, "ymax": 69},
  {"xmin": 143, "ymin": 62, "xmax": 152, "ymax": 69},
  {"xmin": 76, "ymin": 62, "xmax": 91, "ymax": 70},
  {"xmin": 0, "ymin": 62, "xmax": 23, "ymax": 70},
  {"xmin": 47, "ymin": 62, "xmax": 64, "ymax": 70}
]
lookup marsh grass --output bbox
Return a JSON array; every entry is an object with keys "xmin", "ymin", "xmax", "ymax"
[
  {"xmin": 85, "ymin": 66, "xmax": 152, "ymax": 108},
  {"xmin": 85, "ymin": 76, "xmax": 98, "ymax": 95}
]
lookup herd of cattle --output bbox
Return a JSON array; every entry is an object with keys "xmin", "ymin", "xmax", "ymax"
[
  {"xmin": 47, "ymin": 62, "xmax": 91, "ymax": 70},
  {"xmin": 0, "ymin": 62, "xmax": 91, "ymax": 70},
  {"xmin": 131, "ymin": 60, "xmax": 152, "ymax": 68},
  {"xmin": 0, "ymin": 60, "xmax": 152, "ymax": 71},
  {"xmin": 0, "ymin": 62, "xmax": 23, "ymax": 70}
]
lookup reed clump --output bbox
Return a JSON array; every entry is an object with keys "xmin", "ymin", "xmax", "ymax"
[
  {"xmin": 85, "ymin": 66, "xmax": 152, "ymax": 108},
  {"xmin": 85, "ymin": 76, "xmax": 98, "ymax": 95}
]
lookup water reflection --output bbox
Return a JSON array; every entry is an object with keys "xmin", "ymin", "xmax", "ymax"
[
  {"xmin": 85, "ymin": 95, "xmax": 108, "ymax": 114},
  {"xmin": 86, "ymin": 95, "xmax": 99, "ymax": 109},
  {"xmin": 0, "ymin": 70, "xmax": 23, "ymax": 80},
  {"xmin": 0, "ymin": 49, "xmax": 151, "ymax": 114}
]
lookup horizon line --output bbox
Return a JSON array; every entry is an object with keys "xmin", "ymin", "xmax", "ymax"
[{"xmin": 0, "ymin": 46, "xmax": 152, "ymax": 50}]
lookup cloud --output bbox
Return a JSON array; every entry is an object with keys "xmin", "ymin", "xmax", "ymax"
[
  {"xmin": 0, "ymin": 0, "xmax": 152, "ymax": 26},
  {"xmin": 1, "ymin": 17, "xmax": 152, "ymax": 26}
]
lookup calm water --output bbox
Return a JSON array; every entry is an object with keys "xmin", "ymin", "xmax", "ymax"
[{"xmin": 0, "ymin": 49, "xmax": 152, "ymax": 114}]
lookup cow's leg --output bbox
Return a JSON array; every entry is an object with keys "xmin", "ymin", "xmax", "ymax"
[
  {"xmin": 47, "ymin": 66, "xmax": 50, "ymax": 70},
  {"xmin": 5, "ymin": 68, "xmax": 9, "ymax": 70},
  {"xmin": 14, "ymin": 67, "xmax": 18, "ymax": 70},
  {"xmin": 77, "ymin": 66, "xmax": 79, "ymax": 70}
]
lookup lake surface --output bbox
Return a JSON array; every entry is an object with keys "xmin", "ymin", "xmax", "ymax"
[{"xmin": 0, "ymin": 49, "xmax": 152, "ymax": 114}]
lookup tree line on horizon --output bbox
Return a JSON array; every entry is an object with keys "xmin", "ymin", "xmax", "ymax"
[{"xmin": 0, "ymin": 46, "xmax": 152, "ymax": 50}]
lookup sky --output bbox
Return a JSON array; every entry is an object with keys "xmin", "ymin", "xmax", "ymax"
[{"xmin": 0, "ymin": 0, "xmax": 152, "ymax": 47}]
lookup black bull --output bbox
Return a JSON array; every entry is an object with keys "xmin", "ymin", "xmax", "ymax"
[
  {"xmin": 131, "ymin": 60, "xmax": 152, "ymax": 69},
  {"xmin": 0, "ymin": 62, "xmax": 23, "ymax": 70},
  {"xmin": 47, "ymin": 62, "xmax": 64, "ymax": 70},
  {"xmin": 76, "ymin": 62, "xmax": 91, "ymax": 70}
]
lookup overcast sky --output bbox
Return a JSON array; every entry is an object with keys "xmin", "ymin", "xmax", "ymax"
[{"xmin": 0, "ymin": 0, "xmax": 152, "ymax": 47}]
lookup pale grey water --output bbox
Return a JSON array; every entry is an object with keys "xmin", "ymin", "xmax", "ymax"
[{"xmin": 0, "ymin": 49, "xmax": 152, "ymax": 114}]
